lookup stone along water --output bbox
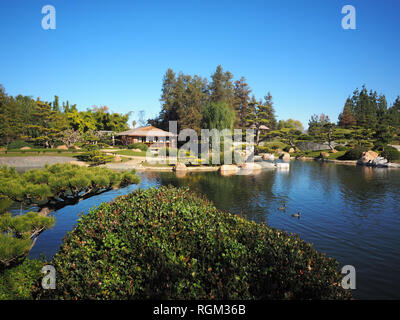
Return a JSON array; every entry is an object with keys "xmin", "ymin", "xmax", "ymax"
[{"xmin": 13, "ymin": 161, "xmax": 400, "ymax": 299}]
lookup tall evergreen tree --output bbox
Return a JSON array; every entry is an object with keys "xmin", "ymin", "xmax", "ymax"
[
  {"xmin": 209, "ymin": 65, "xmax": 234, "ymax": 106},
  {"xmin": 257, "ymin": 92, "xmax": 277, "ymax": 130},
  {"xmin": 338, "ymin": 98, "xmax": 356, "ymax": 128},
  {"xmin": 233, "ymin": 77, "xmax": 251, "ymax": 128}
]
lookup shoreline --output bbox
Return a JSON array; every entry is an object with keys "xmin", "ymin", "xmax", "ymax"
[{"xmin": 1, "ymin": 155, "xmax": 399, "ymax": 171}]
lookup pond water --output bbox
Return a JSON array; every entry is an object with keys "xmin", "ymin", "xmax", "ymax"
[{"xmin": 8, "ymin": 161, "xmax": 400, "ymax": 299}]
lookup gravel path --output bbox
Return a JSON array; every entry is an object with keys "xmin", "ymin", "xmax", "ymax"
[{"xmin": 0, "ymin": 156, "xmax": 75, "ymax": 168}]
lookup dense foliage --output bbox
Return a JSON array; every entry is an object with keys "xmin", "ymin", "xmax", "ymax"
[
  {"xmin": 0, "ymin": 85, "xmax": 130, "ymax": 147},
  {"xmin": 43, "ymin": 186, "xmax": 351, "ymax": 300},
  {"xmin": 77, "ymin": 150, "xmax": 114, "ymax": 166},
  {"xmin": 380, "ymin": 146, "xmax": 400, "ymax": 161},
  {"xmin": 0, "ymin": 258, "xmax": 44, "ymax": 299},
  {"xmin": 149, "ymin": 66, "xmax": 278, "ymax": 133},
  {"xmin": 0, "ymin": 164, "xmax": 140, "ymax": 211},
  {"xmin": 0, "ymin": 212, "xmax": 54, "ymax": 267},
  {"xmin": 128, "ymin": 142, "xmax": 148, "ymax": 151},
  {"xmin": 338, "ymin": 146, "xmax": 368, "ymax": 160}
]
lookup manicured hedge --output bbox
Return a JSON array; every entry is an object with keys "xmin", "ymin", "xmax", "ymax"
[
  {"xmin": 339, "ymin": 146, "xmax": 368, "ymax": 160},
  {"xmin": 41, "ymin": 186, "xmax": 351, "ymax": 300},
  {"xmin": 128, "ymin": 143, "xmax": 148, "ymax": 151},
  {"xmin": 381, "ymin": 146, "xmax": 400, "ymax": 161}
]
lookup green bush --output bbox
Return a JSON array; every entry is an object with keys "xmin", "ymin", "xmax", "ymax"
[
  {"xmin": 77, "ymin": 150, "xmax": 114, "ymax": 166},
  {"xmin": 334, "ymin": 145, "xmax": 348, "ymax": 152},
  {"xmin": 43, "ymin": 186, "xmax": 351, "ymax": 300},
  {"xmin": 339, "ymin": 146, "xmax": 368, "ymax": 160},
  {"xmin": 0, "ymin": 258, "xmax": 44, "ymax": 300},
  {"xmin": 381, "ymin": 146, "xmax": 400, "ymax": 161},
  {"xmin": 128, "ymin": 143, "xmax": 148, "ymax": 151},
  {"xmin": 265, "ymin": 141, "xmax": 287, "ymax": 150},
  {"xmin": 6, "ymin": 141, "xmax": 34, "ymax": 150}
]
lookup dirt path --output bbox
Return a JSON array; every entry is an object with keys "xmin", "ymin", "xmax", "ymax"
[{"xmin": 0, "ymin": 156, "xmax": 75, "ymax": 168}]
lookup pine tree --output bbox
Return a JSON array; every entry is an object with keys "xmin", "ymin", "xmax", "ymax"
[
  {"xmin": 209, "ymin": 65, "xmax": 234, "ymax": 106},
  {"xmin": 256, "ymin": 92, "xmax": 277, "ymax": 130},
  {"xmin": 233, "ymin": 77, "xmax": 251, "ymax": 128},
  {"xmin": 338, "ymin": 98, "xmax": 356, "ymax": 128}
]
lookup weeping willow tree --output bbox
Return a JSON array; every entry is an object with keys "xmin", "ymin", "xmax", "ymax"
[{"xmin": 0, "ymin": 164, "xmax": 140, "ymax": 267}]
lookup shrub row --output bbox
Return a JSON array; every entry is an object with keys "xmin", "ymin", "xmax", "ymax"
[{"xmin": 128, "ymin": 143, "xmax": 148, "ymax": 151}]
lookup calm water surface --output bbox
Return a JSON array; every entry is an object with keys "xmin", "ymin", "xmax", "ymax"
[{"xmin": 10, "ymin": 161, "xmax": 400, "ymax": 299}]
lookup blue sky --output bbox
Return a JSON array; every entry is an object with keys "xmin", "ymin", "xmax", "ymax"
[{"xmin": 1, "ymin": 0, "xmax": 399, "ymax": 128}]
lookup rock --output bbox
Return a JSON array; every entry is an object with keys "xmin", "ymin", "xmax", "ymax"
[
  {"xmin": 131, "ymin": 148, "xmax": 143, "ymax": 153},
  {"xmin": 275, "ymin": 162, "xmax": 290, "ymax": 169},
  {"xmin": 71, "ymin": 145, "xmax": 81, "ymax": 150},
  {"xmin": 288, "ymin": 148, "xmax": 295, "ymax": 153},
  {"xmin": 114, "ymin": 156, "xmax": 122, "ymax": 162},
  {"xmin": 331, "ymin": 149, "xmax": 338, "ymax": 153},
  {"xmin": 175, "ymin": 171, "xmax": 187, "ymax": 178},
  {"xmin": 262, "ymin": 153, "xmax": 275, "ymax": 161},
  {"xmin": 57, "ymin": 145, "xmax": 69, "ymax": 150},
  {"xmin": 174, "ymin": 162, "xmax": 187, "ymax": 171},
  {"xmin": 279, "ymin": 152, "xmax": 290, "ymax": 161},
  {"xmin": 0, "ymin": 147, "xmax": 6, "ymax": 152},
  {"xmin": 295, "ymin": 141, "xmax": 338, "ymax": 152},
  {"xmin": 358, "ymin": 151, "xmax": 379, "ymax": 165},
  {"xmin": 371, "ymin": 157, "xmax": 388, "ymax": 167},
  {"xmin": 20, "ymin": 146, "xmax": 31, "ymax": 150},
  {"xmin": 238, "ymin": 162, "xmax": 262, "ymax": 171},
  {"xmin": 320, "ymin": 152, "xmax": 330, "ymax": 159},
  {"xmin": 219, "ymin": 164, "xmax": 238, "ymax": 175}
]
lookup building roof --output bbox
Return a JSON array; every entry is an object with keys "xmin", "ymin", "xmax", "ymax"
[{"xmin": 116, "ymin": 126, "xmax": 176, "ymax": 137}]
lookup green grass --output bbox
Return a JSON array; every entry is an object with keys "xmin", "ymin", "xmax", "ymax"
[
  {"xmin": 291, "ymin": 150, "xmax": 347, "ymax": 160},
  {"xmin": 114, "ymin": 150, "xmax": 148, "ymax": 157}
]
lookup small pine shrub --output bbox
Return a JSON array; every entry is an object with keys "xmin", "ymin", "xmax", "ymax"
[
  {"xmin": 7, "ymin": 141, "xmax": 34, "ymax": 151},
  {"xmin": 334, "ymin": 145, "xmax": 348, "ymax": 152},
  {"xmin": 128, "ymin": 143, "xmax": 148, "ymax": 151},
  {"xmin": 381, "ymin": 146, "xmax": 400, "ymax": 161},
  {"xmin": 339, "ymin": 146, "xmax": 368, "ymax": 160}
]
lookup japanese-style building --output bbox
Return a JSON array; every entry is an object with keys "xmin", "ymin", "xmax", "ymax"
[{"xmin": 116, "ymin": 126, "xmax": 177, "ymax": 148}]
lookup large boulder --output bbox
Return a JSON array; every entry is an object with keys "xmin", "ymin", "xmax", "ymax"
[
  {"xmin": 358, "ymin": 151, "xmax": 379, "ymax": 165},
  {"xmin": 238, "ymin": 162, "xmax": 262, "ymax": 172},
  {"xmin": 20, "ymin": 146, "xmax": 31, "ymax": 150},
  {"xmin": 296, "ymin": 141, "xmax": 338, "ymax": 152},
  {"xmin": 262, "ymin": 153, "xmax": 275, "ymax": 161},
  {"xmin": 288, "ymin": 148, "xmax": 295, "ymax": 153},
  {"xmin": 371, "ymin": 157, "xmax": 388, "ymax": 167},
  {"xmin": 114, "ymin": 156, "xmax": 122, "ymax": 162},
  {"xmin": 275, "ymin": 162, "xmax": 290, "ymax": 169},
  {"xmin": 279, "ymin": 152, "xmax": 290, "ymax": 161},
  {"xmin": 219, "ymin": 164, "xmax": 239, "ymax": 175},
  {"xmin": 173, "ymin": 162, "xmax": 187, "ymax": 171},
  {"xmin": 320, "ymin": 152, "xmax": 330, "ymax": 159},
  {"xmin": 57, "ymin": 145, "xmax": 69, "ymax": 150}
]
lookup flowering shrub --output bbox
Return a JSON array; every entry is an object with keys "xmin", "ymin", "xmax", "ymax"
[{"xmin": 42, "ymin": 186, "xmax": 351, "ymax": 300}]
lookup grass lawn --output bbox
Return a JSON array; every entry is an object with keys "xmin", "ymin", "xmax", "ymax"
[
  {"xmin": 113, "ymin": 150, "xmax": 148, "ymax": 157},
  {"xmin": 291, "ymin": 150, "xmax": 347, "ymax": 160}
]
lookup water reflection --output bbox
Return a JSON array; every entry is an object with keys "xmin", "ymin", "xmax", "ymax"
[{"xmin": 5, "ymin": 161, "xmax": 400, "ymax": 299}]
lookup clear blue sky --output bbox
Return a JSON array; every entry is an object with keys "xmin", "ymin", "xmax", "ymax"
[{"xmin": 1, "ymin": 0, "xmax": 399, "ymax": 128}]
